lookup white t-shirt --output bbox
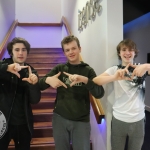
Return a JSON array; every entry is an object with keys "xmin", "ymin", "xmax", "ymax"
[{"xmin": 105, "ymin": 66, "xmax": 145, "ymax": 123}]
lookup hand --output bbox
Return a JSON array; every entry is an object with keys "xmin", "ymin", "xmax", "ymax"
[
  {"xmin": 63, "ymin": 72, "xmax": 88, "ymax": 87},
  {"xmin": 22, "ymin": 66, "xmax": 38, "ymax": 84},
  {"xmin": 45, "ymin": 72, "xmax": 67, "ymax": 89},
  {"xmin": 114, "ymin": 64, "xmax": 131, "ymax": 80},
  {"xmin": 130, "ymin": 64, "xmax": 148, "ymax": 77},
  {"xmin": 7, "ymin": 63, "xmax": 28, "ymax": 78}
]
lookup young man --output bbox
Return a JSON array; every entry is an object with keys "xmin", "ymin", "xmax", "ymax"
[
  {"xmin": 39, "ymin": 35, "xmax": 104, "ymax": 150},
  {"xmin": 0, "ymin": 37, "xmax": 41, "ymax": 150},
  {"xmin": 93, "ymin": 39, "xmax": 148, "ymax": 150}
]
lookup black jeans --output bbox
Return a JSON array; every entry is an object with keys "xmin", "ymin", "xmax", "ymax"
[{"xmin": 0, "ymin": 124, "xmax": 31, "ymax": 150}]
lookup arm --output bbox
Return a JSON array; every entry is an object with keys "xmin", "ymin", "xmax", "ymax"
[
  {"xmin": 85, "ymin": 69, "xmax": 104, "ymax": 99},
  {"xmin": 24, "ymin": 66, "xmax": 41, "ymax": 104},
  {"xmin": 39, "ymin": 75, "xmax": 50, "ymax": 90},
  {"xmin": 85, "ymin": 78, "xmax": 104, "ymax": 99},
  {"xmin": 38, "ymin": 67, "xmax": 57, "ymax": 90},
  {"xmin": 45, "ymin": 72, "xmax": 67, "ymax": 89},
  {"xmin": 93, "ymin": 66, "xmax": 130, "ymax": 85},
  {"xmin": 39, "ymin": 65, "xmax": 67, "ymax": 90},
  {"xmin": 63, "ymin": 70, "xmax": 105, "ymax": 99},
  {"xmin": 93, "ymin": 72, "xmax": 116, "ymax": 85},
  {"xmin": 131, "ymin": 63, "xmax": 150, "ymax": 77},
  {"xmin": 0, "ymin": 60, "xmax": 27, "ymax": 78}
]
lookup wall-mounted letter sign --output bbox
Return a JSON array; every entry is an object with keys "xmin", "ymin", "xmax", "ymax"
[{"xmin": 78, "ymin": 0, "xmax": 102, "ymax": 31}]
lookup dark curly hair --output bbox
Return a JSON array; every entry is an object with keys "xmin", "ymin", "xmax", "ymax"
[
  {"xmin": 117, "ymin": 39, "xmax": 139, "ymax": 60},
  {"xmin": 61, "ymin": 35, "xmax": 80, "ymax": 51},
  {"xmin": 7, "ymin": 37, "xmax": 30, "ymax": 56}
]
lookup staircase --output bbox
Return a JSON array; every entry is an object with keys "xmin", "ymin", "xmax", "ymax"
[{"xmin": 8, "ymin": 48, "xmax": 67, "ymax": 150}]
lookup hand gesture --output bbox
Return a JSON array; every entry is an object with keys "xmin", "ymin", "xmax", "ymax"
[
  {"xmin": 63, "ymin": 72, "xmax": 87, "ymax": 87},
  {"xmin": 114, "ymin": 64, "xmax": 131, "ymax": 80},
  {"xmin": 130, "ymin": 64, "xmax": 147, "ymax": 77},
  {"xmin": 45, "ymin": 72, "xmax": 67, "ymax": 89},
  {"xmin": 7, "ymin": 63, "xmax": 28, "ymax": 78},
  {"xmin": 22, "ymin": 66, "xmax": 38, "ymax": 84}
]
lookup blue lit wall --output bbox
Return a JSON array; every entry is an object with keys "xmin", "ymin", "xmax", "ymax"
[{"xmin": 124, "ymin": 12, "xmax": 150, "ymax": 63}]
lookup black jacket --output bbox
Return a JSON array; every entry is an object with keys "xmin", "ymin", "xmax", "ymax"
[
  {"xmin": 39, "ymin": 62, "xmax": 104, "ymax": 122},
  {"xmin": 0, "ymin": 58, "xmax": 41, "ymax": 135}
]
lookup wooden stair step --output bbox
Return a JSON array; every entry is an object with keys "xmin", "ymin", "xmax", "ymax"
[
  {"xmin": 26, "ymin": 57, "xmax": 66, "ymax": 63},
  {"xmin": 9, "ymin": 138, "xmax": 92, "ymax": 150},
  {"xmin": 41, "ymin": 88, "xmax": 56, "ymax": 93},
  {"xmin": 9, "ymin": 137, "xmax": 54, "ymax": 145},
  {"xmin": 39, "ymin": 74, "xmax": 46, "ymax": 78},
  {"xmin": 33, "ymin": 109, "xmax": 53, "ymax": 122},
  {"xmin": 41, "ymin": 93, "xmax": 56, "ymax": 97},
  {"xmin": 33, "ymin": 109, "xmax": 53, "ymax": 114},
  {"xmin": 31, "ymin": 137, "xmax": 54, "ymax": 144},
  {"xmin": 41, "ymin": 90, "xmax": 56, "ymax": 98},
  {"xmin": 32, "ymin": 100, "xmax": 55, "ymax": 109},
  {"xmin": 33, "ymin": 122, "xmax": 53, "ymax": 138},
  {"xmin": 28, "ymin": 53, "xmax": 65, "ymax": 57},
  {"xmin": 30, "ymin": 62, "xmax": 63, "ymax": 65},
  {"xmin": 30, "ymin": 48, "xmax": 63, "ymax": 53},
  {"xmin": 34, "ymin": 122, "xmax": 52, "ymax": 128},
  {"xmin": 35, "ymin": 67, "xmax": 51, "ymax": 73},
  {"xmin": 30, "ymin": 50, "xmax": 64, "ymax": 54},
  {"xmin": 9, "ymin": 145, "xmax": 55, "ymax": 150},
  {"xmin": 40, "ymin": 97, "xmax": 55, "ymax": 102},
  {"xmin": 33, "ymin": 126, "xmax": 53, "ymax": 138},
  {"xmin": 35, "ymin": 68, "xmax": 51, "ymax": 74},
  {"xmin": 41, "ymin": 88, "xmax": 57, "ymax": 97},
  {"xmin": 27, "ymin": 55, "xmax": 66, "ymax": 58},
  {"xmin": 27, "ymin": 63, "xmax": 60, "ymax": 68},
  {"xmin": 35, "ymin": 67, "xmax": 52, "ymax": 70},
  {"xmin": 9, "ymin": 137, "xmax": 92, "ymax": 150},
  {"xmin": 9, "ymin": 137, "xmax": 55, "ymax": 150}
]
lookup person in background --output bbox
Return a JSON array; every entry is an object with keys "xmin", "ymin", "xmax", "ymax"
[
  {"xmin": 39, "ymin": 35, "xmax": 104, "ymax": 150},
  {"xmin": 93, "ymin": 39, "xmax": 149, "ymax": 150},
  {"xmin": 0, "ymin": 37, "xmax": 41, "ymax": 150}
]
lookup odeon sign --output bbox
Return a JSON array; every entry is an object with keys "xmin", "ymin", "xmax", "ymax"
[{"xmin": 78, "ymin": 0, "xmax": 102, "ymax": 30}]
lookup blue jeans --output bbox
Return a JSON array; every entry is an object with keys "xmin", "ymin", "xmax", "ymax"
[{"xmin": 52, "ymin": 113, "xmax": 91, "ymax": 150}]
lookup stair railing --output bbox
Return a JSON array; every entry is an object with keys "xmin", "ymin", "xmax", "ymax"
[
  {"xmin": 0, "ymin": 20, "xmax": 18, "ymax": 59},
  {"xmin": 61, "ymin": 16, "xmax": 72, "ymax": 35},
  {"xmin": 61, "ymin": 16, "xmax": 105, "ymax": 124}
]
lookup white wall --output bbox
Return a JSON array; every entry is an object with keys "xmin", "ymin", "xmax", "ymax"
[
  {"xmin": 62, "ymin": 0, "xmax": 123, "ymax": 150},
  {"xmin": 124, "ymin": 12, "xmax": 150, "ymax": 111},
  {"xmin": 15, "ymin": 0, "xmax": 62, "ymax": 48},
  {"xmin": 0, "ymin": 0, "xmax": 15, "ymax": 46},
  {"xmin": 15, "ymin": 26, "xmax": 62, "ymax": 48},
  {"xmin": 15, "ymin": 0, "xmax": 61, "ymax": 23}
]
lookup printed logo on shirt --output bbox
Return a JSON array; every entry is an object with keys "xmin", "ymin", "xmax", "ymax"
[
  {"xmin": 0, "ymin": 111, "xmax": 7, "ymax": 139},
  {"xmin": 63, "ymin": 77, "xmax": 83, "ymax": 86}
]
